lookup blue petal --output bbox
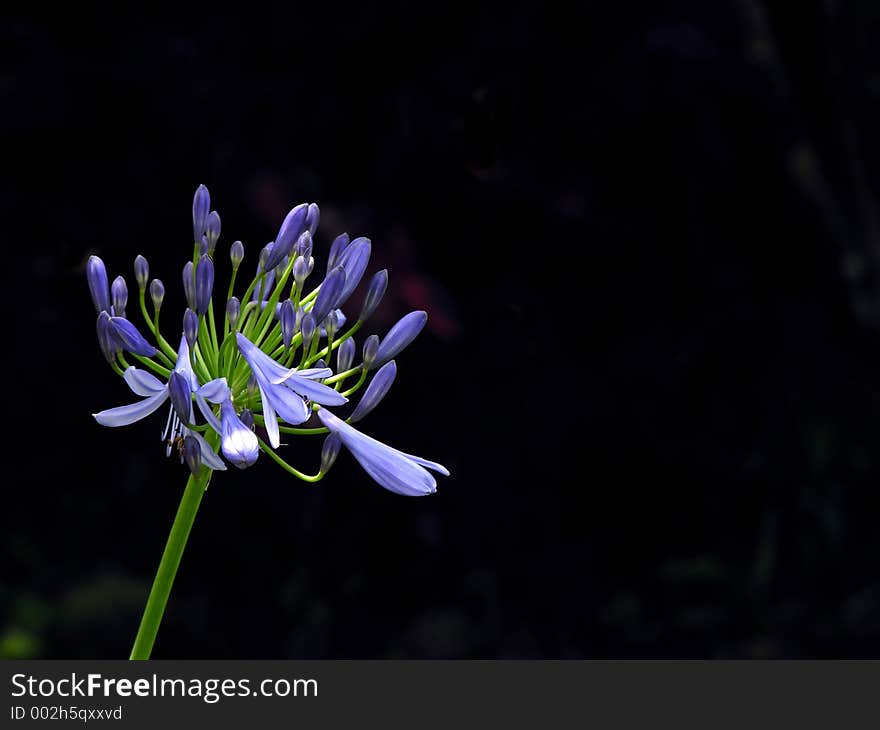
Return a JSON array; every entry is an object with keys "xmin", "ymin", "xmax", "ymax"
[
  {"xmin": 196, "ymin": 378, "xmax": 230, "ymax": 404},
  {"xmin": 291, "ymin": 367, "xmax": 333, "ymax": 380},
  {"xmin": 173, "ymin": 335, "xmax": 200, "ymax": 390},
  {"xmin": 94, "ymin": 390, "xmax": 169, "ymax": 427},
  {"xmin": 284, "ymin": 373, "xmax": 348, "ymax": 406},
  {"xmin": 317, "ymin": 409, "xmax": 441, "ymax": 496},
  {"xmin": 257, "ymin": 383, "xmax": 281, "ymax": 448},
  {"xmin": 237, "ymin": 332, "xmax": 299, "ymax": 384},
  {"xmin": 123, "ymin": 367, "xmax": 165, "ymax": 396},
  {"xmin": 195, "ymin": 394, "xmax": 221, "ymax": 433},
  {"xmin": 263, "ymin": 381, "xmax": 310, "ymax": 424},
  {"xmin": 185, "ymin": 428, "xmax": 227, "ymax": 471}
]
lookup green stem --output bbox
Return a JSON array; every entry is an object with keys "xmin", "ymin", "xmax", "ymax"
[{"xmin": 129, "ymin": 463, "xmax": 214, "ymax": 660}]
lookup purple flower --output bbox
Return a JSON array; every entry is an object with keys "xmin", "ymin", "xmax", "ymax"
[
  {"xmin": 93, "ymin": 336, "xmax": 227, "ymax": 471},
  {"xmin": 235, "ymin": 332, "xmax": 347, "ymax": 448},
  {"xmin": 317, "ymin": 409, "xmax": 448, "ymax": 496}
]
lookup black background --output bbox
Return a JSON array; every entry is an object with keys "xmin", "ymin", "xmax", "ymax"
[{"xmin": 5, "ymin": 2, "xmax": 880, "ymax": 658}]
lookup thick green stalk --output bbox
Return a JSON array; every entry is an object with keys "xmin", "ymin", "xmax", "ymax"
[{"xmin": 129, "ymin": 462, "xmax": 214, "ymax": 660}]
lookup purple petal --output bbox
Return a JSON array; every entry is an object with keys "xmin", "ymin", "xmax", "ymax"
[
  {"xmin": 317, "ymin": 409, "xmax": 443, "ymax": 496},
  {"xmin": 262, "ymin": 382, "xmax": 311, "ymax": 424},
  {"xmin": 122, "ymin": 367, "xmax": 165, "ymax": 397},
  {"xmin": 258, "ymin": 383, "xmax": 281, "ymax": 448},
  {"xmin": 236, "ymin": 332, "xmax": 297, "ymax": 384},
  {"xmin": 93, "ymin": 390, "xmax": 169, "ymax": 427},
  {"xmin": 284, "ymin": 373, "xmax": 348, "ymax": 406},
  {"xmin": 196, "ymin": 378, "xmax": 229, "ymax": 404},
  {"xmin": 186, "ymin": 428, "xmax": 227, "ymax": 471}
]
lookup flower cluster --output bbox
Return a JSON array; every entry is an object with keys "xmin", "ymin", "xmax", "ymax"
[{"xmin": 87, "ymin": 185, "xmax": 448, "ymax": 496}]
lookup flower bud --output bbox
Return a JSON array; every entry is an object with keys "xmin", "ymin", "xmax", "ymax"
[
  {"xmin": 195, "ymin": 255, "xmax": 214, "ymax": 314},
  {"xmin": 168, "ymin": 371, "xmax": 192, "ymax": 423},
  {"xmin": 265, "ymin": 203, "xmax": 308, "ymax": 271},
  {"xmin": 320, "ymin": 432, "xmax": 342, "ymax": 473},
  {"xmin": 295, "ymin": 230, "xmax": 313, "ymax": 260},
  {"xmin": 372, "ymin": 311, "xmax": 427, "ymax": 369},
  {"xmin": 301, "ymin": 313, "xmax": 316, "ymax": 345},
  {"xmin": 327, "ymin": 233, "xmax": 350, "ymax": 271},
  {"xmin": 292, "ymin": 256, "xmax": 309, "ymax": 287},
  {"xmin": 134, "ymin": 255, "xmax": 149, "ymax": 290},
  {"xmin": 324, "ymin": 310, "xmax": 339, "ymax": 339},
  {"xmin": 259, "ymin": 242, "xmax": 272, "ymax": 271},
  {"xmin": 183, "ymin": 435, "xmax": 201, "ymax": 475},
  {"xmin": 230, "ymin": 240, "xmax": 244, "ymax": 269},
  {"xmin": 111, "ymin": 276, "xmax": 128, "ymax": 318},
  {"xmin": 362, "ymin": 334, "xmax": 380, "ymax": 370},
  {"xmin": 226, "ymin": 296, "xmax": 241, "ymax": 330},
  {"xmin": 350, "ymin": 361, "xmax": 397, "ymax": 422},
  {"xmin": 311, "ymin": 266, "xmax": 346, "ymax": 324},
  {"xmin": 183, "ymin": 308, "xmax": 199, "ymax": 348},
  {"xmin": 280, "ymin": 299, "xmax": 297, "ymax": 348},
  {"xmin": 205, "ymin": 211, "xmax": 221, "ymax": 255},
  {"xmin": 337, "ymin": 337, "xmax": 356, "ymax": 372},
  {"xmin": 108, "ymin": 316, "xmax": 157, "ymax": 356},
  {"xmin": 306, "ymin": 203, "xmax": 320, "ymax": 237},
  {"xmin": 95, "ymin": 311, "xmax": 117, "ymax": 363},
  {"xmin": 87, "ymin": 255, "xmax": 110, "ymax": 313},
  {"xmin": 239, "ymin": 408, "xmax": 255, "ymax": 430},
  {"xmin": 150, "ymin": 279, "xmax": 165, "ymax": 310},
  {"xmin": 192, "ymin": 184, "xmax": 210, "ymax": 243},
  {"xmin": 335, "ymin": 237, "xmax": 371, "ymax": 306},
  {"xmin": 359, "ymin": 269, "xmax": 388, "ymax": 322},
  {"xmin": 182, "ymin": 261, "xmax": 196, "ymax": 310}
]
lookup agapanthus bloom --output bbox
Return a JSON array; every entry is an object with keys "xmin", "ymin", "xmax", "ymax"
[{"xmin": 87, "ymin": 184, "xmax": 449, "ymax": 496}]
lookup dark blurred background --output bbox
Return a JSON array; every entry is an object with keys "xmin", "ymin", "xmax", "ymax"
[{"xmin": 4, "ymin": 1, "xmax": 880, "ymax": 658}]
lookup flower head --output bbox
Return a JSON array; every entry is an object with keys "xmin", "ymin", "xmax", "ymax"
[{"xmin": 87, "ymin": 184, "xmax": 449, "ymax": 494}]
